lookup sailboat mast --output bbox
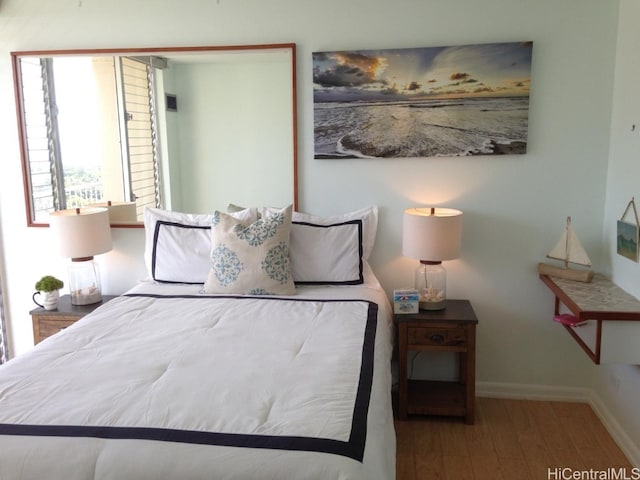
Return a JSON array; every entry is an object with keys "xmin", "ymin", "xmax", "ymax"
[{"xmin": 564, "ymin": 217, "xmax": 571, "ymax": 268}]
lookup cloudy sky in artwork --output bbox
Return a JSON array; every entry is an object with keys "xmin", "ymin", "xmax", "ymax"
[{"xmin": 313, "ymin": 42, "xmax": 533, "ymax": 102}]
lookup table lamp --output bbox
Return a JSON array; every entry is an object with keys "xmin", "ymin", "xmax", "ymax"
[
  {"xmin": 90, "ymin": 201, "xmax": 138, "ymax": 223},
  {"xmin": 402, "ymin": 207, "xmax": 463, "ymax": 310},
  {"xmin": 50, "ymin": 207, "xmax": 112, "ymax": 305}
]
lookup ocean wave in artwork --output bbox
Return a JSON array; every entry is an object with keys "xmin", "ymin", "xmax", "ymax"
[{"xmin": 313, "ymin": 96, "xmax": 529, "ymax": 159}]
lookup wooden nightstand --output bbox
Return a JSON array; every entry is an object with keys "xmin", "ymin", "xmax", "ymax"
[
  {"xmin": 30, "ymin": 294, "xmax": 116, "ymax": 344},
  {"xmin": 395, "ymin": 299, "xmax": 478, "ymax": 424}
]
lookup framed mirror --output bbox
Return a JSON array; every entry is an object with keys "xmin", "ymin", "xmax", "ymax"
[{"xmin": 12, "ymin": 43, "xmax": 297, "ymax": 227}]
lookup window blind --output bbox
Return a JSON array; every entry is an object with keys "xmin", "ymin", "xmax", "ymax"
[{"xmin": 120, "ymin": 57, "xmax": 162, "ymax": 221}]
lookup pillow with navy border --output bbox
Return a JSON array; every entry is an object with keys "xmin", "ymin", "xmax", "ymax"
[
  {"xmin": 258, "ymin": 206, "xmax": 378, "ymax": 285},
  {"xmin": 151, "ymin": 221, "xmax": 212, "ymax": 283},
  {"xmin": 290, "ymin": 219, "xmax": 364, "ymax": 285},
  {"xmin": 290, "ymin": 206, "xmax": 378, "ymax": 261},
  {"xmin": 144, "ymin": 207, "xmax": 257, "ymax": 283}
]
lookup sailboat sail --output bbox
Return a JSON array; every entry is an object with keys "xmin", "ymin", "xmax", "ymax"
[{"xmin": 546, "ymin": 217, "xmax": 592, "ymax": 267}]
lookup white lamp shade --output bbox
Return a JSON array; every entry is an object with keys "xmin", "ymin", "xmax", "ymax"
[
  {"xmin": 50, "ymin": 207, "xmax": 113, "ymax": 259},
  {"xmin": 402, "ymin": 207, "xmax": 463, "ymax": 261},
  {"xmin": 91, "ymin": 201, "xmax": 138, "ymax": 223}
]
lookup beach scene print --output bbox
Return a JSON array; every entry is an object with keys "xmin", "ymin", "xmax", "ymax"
[{"xmin": 313, "ymin": 42, "xmax": 533, "ymax": 159}]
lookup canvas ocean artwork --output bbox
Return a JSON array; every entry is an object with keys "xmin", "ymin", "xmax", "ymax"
[{"xmin": 313, "ymin": 42, "xmax": 533, "ymax": 159}]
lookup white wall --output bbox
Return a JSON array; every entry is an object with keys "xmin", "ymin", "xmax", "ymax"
[
  {"xmin": 0, "ymin": 0, "xmax": 627, "ymax": 441},
  {"xmin": 597, "ymin": 0, "xmax": 640, "ymax": 459}
]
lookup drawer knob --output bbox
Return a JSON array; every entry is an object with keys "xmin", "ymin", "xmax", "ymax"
[{"xmin": 430, "ymin": 334, "xmax": 445, "ymax": 343}]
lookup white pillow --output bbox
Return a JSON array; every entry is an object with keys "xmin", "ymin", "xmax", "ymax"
[
  {"xmin": 290, "ymin": 220, "xmax": 363, "ymax": 285},
  {"xmin": 262, "ymin": 206, "xmax": 378, "ymax": 285},
  {"xmin": 203, "ymin": 206, "xmax": 295, "ymax": 295},
  {"xmin": 144, "ymin": 207, "xmax": 257, "ymax": 283},
  {"xmin": 290, "ymin": 206, "xmax": 378, "ymax": 261}
]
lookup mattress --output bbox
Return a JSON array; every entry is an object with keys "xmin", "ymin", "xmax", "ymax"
[{"xmin": 0, "ymin": 282, "xmax": 396, "ymax": 480}]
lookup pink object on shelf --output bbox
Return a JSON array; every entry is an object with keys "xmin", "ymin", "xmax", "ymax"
[{"xmin": 553, "ymin": 314, "xmax": 587, "ymax": 327}]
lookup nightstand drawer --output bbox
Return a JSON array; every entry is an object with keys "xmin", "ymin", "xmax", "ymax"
[
  {"xmin": 37, "ymin": 318, "xmax": 77, "ymax": 341},
  {"xmin": 408, "ymin": 326, "xmax": 467, "ymax": 347},
  {"xmin": 31, "ymin": 295, "xmax": 117, "ymax": 344}
]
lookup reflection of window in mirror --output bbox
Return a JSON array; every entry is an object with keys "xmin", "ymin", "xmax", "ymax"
[{"xmin": 19, "ymin": 56, "xmax": 164, "ymax": 223}]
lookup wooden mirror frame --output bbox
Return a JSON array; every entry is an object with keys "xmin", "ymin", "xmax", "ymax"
[{"xmin": 12, "ymin": 43, "xmax": 298, "ymax": 228}]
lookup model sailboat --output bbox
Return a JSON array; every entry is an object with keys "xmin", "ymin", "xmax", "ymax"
[{"xmin": 537, "ymin": 217, "xmax": 594, "ymax": 282}]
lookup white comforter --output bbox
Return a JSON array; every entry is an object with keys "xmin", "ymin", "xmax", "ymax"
[{"xmin": 0, "ymin": 283, "xmax": 395, "ymax": 480}]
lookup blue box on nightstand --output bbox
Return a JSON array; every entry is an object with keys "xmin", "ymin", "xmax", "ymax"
[{"xmin": 393, "ymin": 289, "xmax": 419, "ymax": 314}]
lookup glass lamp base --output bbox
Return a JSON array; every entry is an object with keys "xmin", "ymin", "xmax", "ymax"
[
  {"xmin": 415, "ymin": 260, "xmax": 446, "ymax": 310},
  {"xmin": 69, "ymin": 258, "xmax": 103, "ymax": 305}
]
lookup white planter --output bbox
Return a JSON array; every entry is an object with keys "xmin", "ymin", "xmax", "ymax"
[
  {"xmin": 33, "ymin": 290, "xmax": 60, "ymax": 310},
  {"xmin": 43, "ymin": 290, "xmax": 60, "ymax": 310}
]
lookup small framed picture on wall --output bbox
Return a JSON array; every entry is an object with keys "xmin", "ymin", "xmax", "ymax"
[{"xmin": 617, "ymin": 198, "xmax": 639, "ymax": 262}]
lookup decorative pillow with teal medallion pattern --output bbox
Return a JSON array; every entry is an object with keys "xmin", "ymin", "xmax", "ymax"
[{"xmin": 203, "ymin": 205, "xmax": 295, "ymax": 295}]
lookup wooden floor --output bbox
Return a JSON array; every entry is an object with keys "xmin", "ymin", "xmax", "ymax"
[{"xmin": 396, "ymin": 397, "xmax": 633, "ymax": 480}]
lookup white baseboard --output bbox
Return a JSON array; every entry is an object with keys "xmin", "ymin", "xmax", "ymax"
[
  {"xmin": 476, "ymin": 381, "xmax": 640, "ymax": 467},
  {"xmin": 476, "ymin": 381, "xmax": 591, "ymax": 402},
  {"xmin": 587, "ymin": 390, "xmax": 640, "ymax": 468}
]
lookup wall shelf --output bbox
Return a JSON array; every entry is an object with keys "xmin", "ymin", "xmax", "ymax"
[{"xmin": 540, "ymin": 274, "xmax": 640, "ymax": 364}]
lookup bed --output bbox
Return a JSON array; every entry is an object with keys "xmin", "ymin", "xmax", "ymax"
[{"xmin": 0, "ymin": 206, "xmax": 396, "ymax": 480}]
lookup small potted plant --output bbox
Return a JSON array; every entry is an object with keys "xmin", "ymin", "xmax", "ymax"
[{"xmin": 33, "ymin": 275, "xmax": 64, "ymax": 310}]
